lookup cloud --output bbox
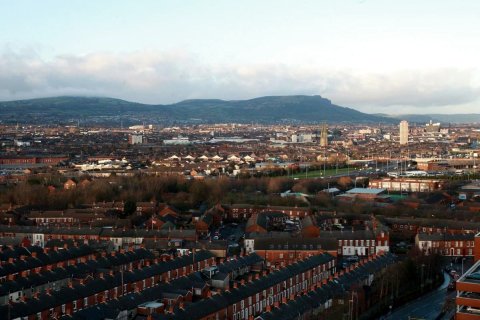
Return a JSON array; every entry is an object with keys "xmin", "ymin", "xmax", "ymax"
[{"xmin": 0, "ymin": 49, "xmax": 479, "ymax": 113}]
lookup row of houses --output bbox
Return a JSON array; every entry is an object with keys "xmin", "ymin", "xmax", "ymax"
[
  {"xmin": 0, "ymin": 225, "xmax": 198, "ymax": 250},
  {"xmin": 245, "ymin": 228, "xmax": 390, "ymax": 265},
  {"xmin": 415, "ymin": 233, "xmax": 476, "ymax": 257},
  {"xmin": 152, "ymin": 253, "xmax": 395, "ymax": 320},
  {"xmin": 0, "ymin": 249, "xmax": 216, "ymax": 319},
  {"xmin": 256, "ymin": 253, "xmax": 396, "ymax": 320},
  {"xmin": 0, "ymin": 246, "xmax": 155, "ymax": 305},
  {"xmin": 148, "ymin": 253, "xmax": 336, "ymax": 320},
  {"xmin": 379, "ymin": 216, "xmax": 480, "ymax": 236}
]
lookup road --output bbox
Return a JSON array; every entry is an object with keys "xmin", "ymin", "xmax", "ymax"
[{"xmin": 385, "ymin": 272, "xmax": 451, "ymax": 320}]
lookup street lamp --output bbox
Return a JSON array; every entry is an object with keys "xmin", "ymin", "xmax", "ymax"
[{"xmin": 420, "ymin": 264, "xmax": 425, "ymax": 293}]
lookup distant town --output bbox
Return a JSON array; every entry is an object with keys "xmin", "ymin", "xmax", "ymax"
[{"xmin": 0, "ymin": 116, "xmax": 479, "ymax": 320}]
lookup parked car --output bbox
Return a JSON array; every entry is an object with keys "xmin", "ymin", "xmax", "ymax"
[{"xmin": 346, "ymin": 256, "xmax": 359, "ymax": 262}]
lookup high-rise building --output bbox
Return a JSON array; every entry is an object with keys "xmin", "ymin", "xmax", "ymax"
[
  {"xmin": 129, "ymin": 134, "xmax": 143, "ymax": 145},
  {"xmin": 319, "ymin": 123, "xmax": 328, "ymax": 147},
  {"xmin": 399, "ymin": 121, "xmax": 409, "ymax": 145}
]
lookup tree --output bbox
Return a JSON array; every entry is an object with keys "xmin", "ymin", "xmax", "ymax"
[
  {"xmin": 337, "ymin": 176, "xmax": 353, "ymax": 190},
  {"xmin": 123, "ymin": 200, "xmax": 137, "ymax": 216}
]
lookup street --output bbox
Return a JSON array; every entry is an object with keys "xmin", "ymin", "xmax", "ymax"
[{"xmin": 384, "ymin": 272, "xmax": 451, "ymax": 320}]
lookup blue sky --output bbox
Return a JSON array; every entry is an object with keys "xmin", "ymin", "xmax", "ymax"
[{"xmin": 1, "ymin": 0, "xmax": 479, "ymax": 113}]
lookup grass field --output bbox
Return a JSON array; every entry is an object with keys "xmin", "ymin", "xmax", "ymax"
[{"xmin": 285, "ymin": 167, "xmax": 351, "ymax": 179}]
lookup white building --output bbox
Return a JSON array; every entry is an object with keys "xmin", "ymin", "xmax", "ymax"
[
  {"xmin": 129, "ymin": 134, "xmax": 143, "ymax": 145},
  {"xmin": 399, "ymin": 120, "xmax": 409, "ymax": 145}
]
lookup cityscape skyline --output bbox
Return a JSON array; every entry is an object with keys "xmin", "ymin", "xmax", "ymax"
[{"xmin": 1, "ymin": 1, "xmax": 479, "ymax": 114}]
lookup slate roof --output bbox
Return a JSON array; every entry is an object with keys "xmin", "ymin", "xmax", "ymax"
[
  {"xmin": 257, "ymin": 253, "xmax": 396, "ymax": 320},
  {"xmin": 416, "ymin": 232, "xmax": 475, "ymax": 241},
  {"xmin": 60, "ymin": 254, "xmax": 263, "ymax": 319},
  {"xmin": 152, "ymin": 254, "xmax": 335, "ymax": 320},
  {"xmin": 0, "ymin": 250, "xmax": 214, "ymax": 319},
  {"xmin": 0, "ymin": 245, "xmax": 95, "ymax": 278}
]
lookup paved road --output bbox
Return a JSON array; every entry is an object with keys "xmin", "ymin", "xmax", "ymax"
[{"xmin": 385, "ymin": 272, "xmax": 451, "ymax": 320}]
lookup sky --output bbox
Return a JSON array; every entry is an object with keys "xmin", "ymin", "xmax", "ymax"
[{"xmin": 0, "ymin": 0, "xmax": 479, "ymax": 114}]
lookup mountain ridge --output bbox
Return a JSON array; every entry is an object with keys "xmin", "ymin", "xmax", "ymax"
[{"xmin": 0, "ymin": 95, "xmax": 408, "ymax": 124}]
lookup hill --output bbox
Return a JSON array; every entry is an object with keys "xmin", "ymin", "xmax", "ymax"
[
  {"xmin": 0, "ymin": 95, "xmax": 393, "ymax": 125},
  {"xmin": 376, "ymin": 113, "xmax": 480, "ymax": 124}
]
